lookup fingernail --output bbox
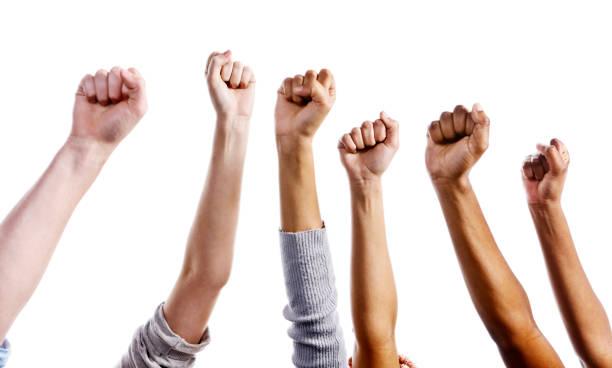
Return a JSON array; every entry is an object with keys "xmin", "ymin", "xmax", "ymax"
[{"xmin": 474, "ymin": 103, "xmax": 483, "ymax": 112}]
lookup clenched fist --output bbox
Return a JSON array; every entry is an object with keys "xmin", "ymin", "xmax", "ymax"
[
  {"xmin": 71, "ymin": 67, "xmax": 147, "ymax": 150},
  {"xmin": 338, "ymin": 111, "xmax": 399, "ymax": 182},
  {"xmin": 522, "ymin": 139, "xmax": 570, "ymax": 205},
  {"xmin": 425, "ymin": 103, "xmax": 490, "ymax": 183},
  {"xmin": 205, "ymin": 50, "xmax": 255, "ymax": 124},
  {"xmin": 275, "ymin": 69, "xmax": 335, "ymax": 142}
]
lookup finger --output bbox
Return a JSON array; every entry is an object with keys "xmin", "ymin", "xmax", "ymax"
[
  {"xmin": 361, "ymin": 120, "xmax": 376, "ymax": 147},
  {"xmin": 291, "ymin": 75, "xmax": 305, "ymax": 104},
  {"xmin": 532, "ymin": 154, "xmax": 545, "ymax": 180},
  {"xmin": 373, "ymin": 119, "xmax": 387, "ymax": 142},
  {"xmin": 470, "ymin": 103, "xmax": 490, "ymax": 153},
  {"xmin": 550, "ymin": 138, "xmax": 570, "ymax": 166},
  {"xmin": 439, "ymin": 111, "xmax": 455, "ymax": 141},
  {"xmin": 380, "ymin": 111, "xmax": 399, "ymax": 148},
  {"xmin": 522, "ymin": 158, "xmax": 535, "ymax": 180},
  {"xmin": 94, "ymin": 69, "xmax": 109, "ymax": 106},
  {"xmin": 221, "ymin": 62, "xmax": 233, "ymax": 82},
  {"xmin": 120, "ymin": 68, "xmax": 147, "ymax": 115},
  {"xmin": 229, "ymin": 61, "xmax": 244, "ymax": 88},
  {"xmin": 77, "ymin": 74, "xmax": 97, "ymax": 103},
  {"xmin": 428, "ymin": 120, "xmax": 444, "ymax": 143},
  {"xmin": 206, "ymin": 50, "xmax": 232, "ymax": 81},
  {"xmin": 317, "ymin": 68, "xmax": 335, "ymax": 90},
  {"xmin": 303, "ymin": 69, "xmax": 316, "ymax": 88},
  {"xmin": 240, "ymin": 66, "xmax": 254, "ymax": 88},
  {"xmin": 205, "ymin": 51, "xmax": 220, "ymax": 75},
  {"xmin": 350, "ymin": 127, "xmax": 365, "ymax": 150},
  {"xmin": 465, "ymin": 113, "xmax": 475, "ymax": 135},
  {"xmin": 108, "ymin": 67, "xmax": 123, "ymax": 103},
  {"xmin": 544, "ymin": 138, "xmax": 568, "ymax": 175},
  {"xmin": 453, "ymin": 105, "xmax": 468, "ymax": 136},
  {"xmin": 280, "ymin": 77, "xmax": 293, "ymax": 101},
  {"xmin": 339, "ymin": 133, "xmax": 357, "ymax": 153}
]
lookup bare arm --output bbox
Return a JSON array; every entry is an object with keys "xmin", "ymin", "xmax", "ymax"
[
  {"xmin": 523, "ymin": 140, "xmax": 612, "ymax": 367},
  {"xmin": 0, "ymin": 67, "xmax": 147, "ymax": 342},
  {"xmin": 426, "ymin": 104, "xmax": 562, "ymax": 367},
  {"xmin": 163, "ymin": 51, "xmax": 255, "ymax": 344},
  {"xmin": 339, "ymin": 113, "xmax": 400, "ymax": 367}
]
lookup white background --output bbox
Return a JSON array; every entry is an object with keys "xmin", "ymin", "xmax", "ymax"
[{"xmin": 1, "ymin": 0, "xmax": 611, "ymax": 366}]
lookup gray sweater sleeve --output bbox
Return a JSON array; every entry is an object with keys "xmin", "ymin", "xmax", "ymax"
[
  {"xmin": 119, "ymin": 303, "xmax": 209, "ymax": 368},
  {"xmin": 280, "ymin": 228, "xmax": 347, "ymax": 368}
]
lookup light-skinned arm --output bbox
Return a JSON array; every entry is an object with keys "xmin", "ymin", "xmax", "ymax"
[
  {"xmin": 162, "ymin": 50, "xmax": 255, "ymax": 344},
  {"xmin": 522, "ymin": 139, "xmax": 612, "ymax": 367},
  {"xmin": 425, "ymin": 104, "xmax": 563, "ymax": 367},
  {"xmin": 338, "ymin": 112, "xmax": 400, "ymax": 367},
  {"xmin": 0, "ymin": 67, "xmax": 147, "ymax": 342}
]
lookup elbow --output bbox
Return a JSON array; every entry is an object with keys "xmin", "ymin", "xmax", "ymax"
[
  {"xmin": 485, "ymin": 312, "xmax": 541, "ymax": 351},
  {"xmin": 574, "ymin": 344, "xmax": 612, "ymax": 368},
  {"xmin": 179, "ymin": 264, "xmax": 232, "ymax": 293},
  {"xmin": 353, "ymin": 324, "xmax": 396, "ymax": 352}
]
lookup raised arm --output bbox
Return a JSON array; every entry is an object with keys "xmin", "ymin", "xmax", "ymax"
[
  {"xmin": 275, "ymin": 70, "xmax": 347, "ymax": 367},
  {"xmin": 425, "ymin": 104, "xmax": 562, "ymax": 367},
  {"xmin": 338, "ymin": 113, "xmax": 400, "ymax": 367},
  {"xmin": 522, "ymin": 139, "xmax": 612, "ymax": 367},
  {"xmin": 0, "ymin": 67, "xmax": 147, "ymax": 342},
  {"xmin": 121, "ymin": 51, "xmax": 254, "ymax": 368},
  {"xmin": 163, "ymin": 51, "xmax": 254, "ymax": 342}
]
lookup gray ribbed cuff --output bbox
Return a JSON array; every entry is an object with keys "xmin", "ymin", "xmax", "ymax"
[{"xmin": 119, "ymin": 303, "xmax": 210, "ymax": 368}]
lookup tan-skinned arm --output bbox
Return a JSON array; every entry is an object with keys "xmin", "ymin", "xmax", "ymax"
[
  {"xmin": 276, "ymin": 70, "xmax": 335, "ymax": 231},
  {"xmin": 338, "ymin": 112, "xmax": 400, "ymax": 367},
  {"xmin": 426, "ymin": 104, "xmax": 563, "ymax": 367},
  {"xmin": 0, "ymin": 67, "xmax": 147, "ymax": 342},
  {"xmin": 522, "ymin": 139, "xmax": 612, "ymax": 367},
  {"xmin": 162, "ymin": 51, "xmax": 255, "ymax": 344}
]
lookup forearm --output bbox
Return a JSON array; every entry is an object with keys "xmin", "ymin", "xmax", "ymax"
[
  {"xmin": 434, "ymin": 179, "xmax": 537, "ymax": 345},
  {"xmin": 530, "ymin": 203, "xmax": 612, "ymax": 365},
  {"xmin": 181, "ymin": 122, "xmax": 248, "ymax": 281},
  {"xmin": 0, "ymin": 138, "xmax": 107, "ymax": 339},
  {"xmin": 280, "ymin": 229, "xmax": 347, "ymax": 368},
  {"xmin": 350, "ymin": 179, "xmax": 397, "ymax": 348},
  {"xmin": 277, "ymin": 137, "xmax": 323, "ymax": 232},
  {"xmin": 164, "ymin": 118, "xmax": 249, "ymax": 343}
]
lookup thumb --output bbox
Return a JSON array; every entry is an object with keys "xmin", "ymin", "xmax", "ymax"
[
  {"xmin": 121, "ymin": 68, "xmax": 147, "ymax": 116},
  {"xmin": 470, "ymin": 103, "xmax": 489, "ymax": 153},
  {"xmin": 380, "ymin": 111, "xmax": 399, "ymax": 149},
  {"xmin": 206, "ymin": 50, "xmax": 232, "ymax": 85}
]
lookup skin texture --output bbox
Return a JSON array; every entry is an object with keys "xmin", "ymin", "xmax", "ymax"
[
  {"xmin": 0, "ymin": 67, "xmax": 147, "ymax": 342},
  {"xmin": 163, "ymin": 50, "xmax": 255, "ymax": 344},
  {"xmin": 426, "ymin": 104, "xmax": 564, "ymax": 367},
  {"xmin": 275, "ymin": 68, "xmax": 335, "ymax": 232},
  {"xmin": 523, "ymin": 140, "xmax": 612, "ymax": 367},
  {"xmin": 338, "ymin": 112, "xmax": 401, "ymax": 368}
]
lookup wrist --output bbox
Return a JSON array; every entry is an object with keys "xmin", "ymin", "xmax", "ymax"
[
  {"xmin": 528, "ymin": 200, "xmax": 562, "ymax": 214},
  {"xmin": 216, "ymin": 115, "xmax": 250, "ymax": 135},
  {"xmin": 63, "ymin": 136, "xmax": 112, "ymax": 172},
  {"xmin": 349, "ymin": 176, "xmax": 382, "ymax": 193},
  {"xmin": 276, "ymin": 135, "xmax": 313, "ymax": 157},
  {"xmin": 431, "ymin": 175, "xmax": 471, "ymax": 193}
]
